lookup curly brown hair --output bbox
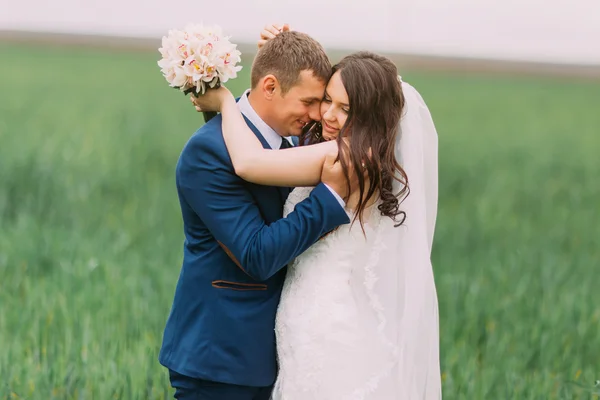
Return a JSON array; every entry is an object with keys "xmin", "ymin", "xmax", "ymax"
[{"xmin": 300, "ymin": 51, "xmax": 409, "ymax": 230}]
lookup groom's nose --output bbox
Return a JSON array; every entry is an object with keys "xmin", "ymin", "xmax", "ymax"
[{"xmin": 307, "ymin": 103, "xmax": 321, "ymax": 122}]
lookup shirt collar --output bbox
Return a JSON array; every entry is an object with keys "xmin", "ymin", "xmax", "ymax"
[{"xmin": 238, "ymin": 89, "xmax": 293, "ymax": 149}]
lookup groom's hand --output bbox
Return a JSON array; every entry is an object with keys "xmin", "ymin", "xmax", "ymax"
[{"xmin": 321, "ymin": 151, "xmax": 357, "ymax": 202}]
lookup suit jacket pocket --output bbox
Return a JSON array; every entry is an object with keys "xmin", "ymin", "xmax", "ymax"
[{"xmin": 211, "ymin": 280, "xmax": 267, "ymax": 291}]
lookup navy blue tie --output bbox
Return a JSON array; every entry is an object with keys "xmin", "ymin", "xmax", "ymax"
[
  {"xmin": 280, "ymin": 137, "xmax": 293, "ymax": 149},
  {"xmin": 278, "ymin": 138, "xmax": 293, "ymax": 199}
]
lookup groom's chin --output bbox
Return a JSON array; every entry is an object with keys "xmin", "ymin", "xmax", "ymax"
[
  {"xmin": 291, "ymin": 119, "xmax": 311, "ymax": 135},
  {"xmin": 286, "ymin": 127, "xmax": 303, "ymax": 137}
]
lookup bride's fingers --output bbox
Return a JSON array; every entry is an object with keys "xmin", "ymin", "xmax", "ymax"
[
  {"xmin": 260, "ymin": 30, "xmax": 276, "ymax": 40},
  {"xmin": 264, "ymin": 24, "xmax": 282, "ymax": 36},
  {"xmin": 259, "ymin": 24, "xmax": 288, "ymax": 45},
  {"xmin": 189, "ymin": 95, "xmax": 203, "ymax": 112}
]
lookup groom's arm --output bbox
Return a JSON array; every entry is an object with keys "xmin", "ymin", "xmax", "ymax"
[{"xmin": 178, "ymin": 135, "xmax": 350, "ymax": 282}]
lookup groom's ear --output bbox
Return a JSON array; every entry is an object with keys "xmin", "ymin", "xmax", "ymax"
[{"xmin": 261, "ymin": 74, "xmax": 279, "ymax": 100}]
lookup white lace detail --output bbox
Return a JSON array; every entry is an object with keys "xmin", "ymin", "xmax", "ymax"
[
  {"xmin": 274, "ymin": 188, "xmax": 397, "ymax": 399},
  {"xmin": 282, "ymin": 186, "xmax": 313, "ymax": 219},
  {"xmin": 273, "ymin": 80, "xmax": 442, "ymax": 399},
  {"xmin": 349, "ymin": 220, "xmax": 398, "ymax": 400}
]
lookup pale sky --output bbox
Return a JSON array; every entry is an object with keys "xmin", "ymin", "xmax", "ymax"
[{"xmin": 1, "ymin": 0, "xmax": 599, "ymax": 65}]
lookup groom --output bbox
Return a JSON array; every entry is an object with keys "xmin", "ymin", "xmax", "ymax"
[{"xmin": 159, "ymin": 31, "xmax": 351, "ymax": 399}]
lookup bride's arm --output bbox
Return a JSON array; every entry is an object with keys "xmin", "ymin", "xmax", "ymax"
[
  {"xmin": 220, "ymin": 95, "xmax": 336, "ymax": 187},
  {"xmin": 193, "ymin": 88, "xmax": 338, "ymax": 188}
]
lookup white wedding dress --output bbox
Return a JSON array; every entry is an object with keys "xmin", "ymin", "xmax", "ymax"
[{"xmin": 272, "ymin": 82, "xmax": 442, "ymax": 400}]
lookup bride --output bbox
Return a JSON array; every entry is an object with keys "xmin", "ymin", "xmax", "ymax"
[{"xmin": 192, "ymin": 30, "xmax": 441, "ymax": 400}]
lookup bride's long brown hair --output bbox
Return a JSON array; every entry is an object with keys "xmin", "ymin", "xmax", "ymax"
[{"xmin": 300, "ymin": 52, "xmax": 409, "ymax": 229}]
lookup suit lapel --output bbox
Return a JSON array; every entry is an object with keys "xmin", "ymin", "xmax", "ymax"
[
  {"xmin": 242, "ymin": 115, "xmax": 271, "ymax": 150},
  {"xmin": 241, "ymin": 116, "xmax": 291, "ymax": 204}
]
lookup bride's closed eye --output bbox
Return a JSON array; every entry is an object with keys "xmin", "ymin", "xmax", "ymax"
[{"xmin": 322, "ymin": 94, "xmax": 349, "ymax": 114}]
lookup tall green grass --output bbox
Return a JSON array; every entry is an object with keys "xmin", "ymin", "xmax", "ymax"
[{"xmin": 0, "ymin": 43, "xmax": 598, "ymax": 399}]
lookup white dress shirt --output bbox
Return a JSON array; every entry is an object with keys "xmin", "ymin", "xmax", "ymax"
[{"xmin": 237, "ymin": 89, "xmax": 345, "ymax": 208}]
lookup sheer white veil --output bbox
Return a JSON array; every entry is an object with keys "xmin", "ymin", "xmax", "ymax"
[{"xmin": 355, "ymin": 79, "xmax": 442, "ymax": 398}]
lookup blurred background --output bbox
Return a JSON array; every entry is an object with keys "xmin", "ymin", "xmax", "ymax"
[{"xmin": 1, "ymin": 1, "xmax": 599, "ymax": 399}]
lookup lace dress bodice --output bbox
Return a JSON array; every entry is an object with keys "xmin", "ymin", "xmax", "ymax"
[{"xmin": 273, "ymin": 187, "xmax": 396, "ymax": 400}]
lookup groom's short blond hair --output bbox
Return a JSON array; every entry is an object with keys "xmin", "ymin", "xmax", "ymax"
[{"xmin": 251, "ymin": 31, "xmax": 331, "ymax": 94}]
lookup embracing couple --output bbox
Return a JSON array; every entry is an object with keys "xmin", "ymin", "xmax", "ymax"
[{"xmin": 159, "ymin": 24, "xmax": 441, "ymax": 399}]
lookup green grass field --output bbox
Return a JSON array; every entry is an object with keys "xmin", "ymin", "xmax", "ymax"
[{"xmin": 0, "ymin": 42, "xmax": 599, "ymax": 399}]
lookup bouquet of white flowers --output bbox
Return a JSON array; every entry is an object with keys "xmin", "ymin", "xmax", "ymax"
[{"xmin": 158, "ymin": 23, "xmax": 242, "ymax": 122}]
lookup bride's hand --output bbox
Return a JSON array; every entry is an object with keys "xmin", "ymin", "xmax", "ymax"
[
  {"xmin": 190, "ymin": 86, "xmax": 235, "ymax": 113},
  {"xmin": 258, "ymin": 23, "xmax": 290, "ymax": 49}
]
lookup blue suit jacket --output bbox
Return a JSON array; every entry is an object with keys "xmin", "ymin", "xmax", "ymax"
[{"xmin": 159, "ymin": 114, "xmax": 350, "ymax": 387}]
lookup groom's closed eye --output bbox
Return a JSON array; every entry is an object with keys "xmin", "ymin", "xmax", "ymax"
[{"xmin": 301, "ymin": 97, "xmax": 320, "ymax": 106}]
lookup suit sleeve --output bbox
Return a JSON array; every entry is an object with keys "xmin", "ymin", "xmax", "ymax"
[{"xmin": 177, "ymin": 135, "xmax": 350, "ymax": 281}]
